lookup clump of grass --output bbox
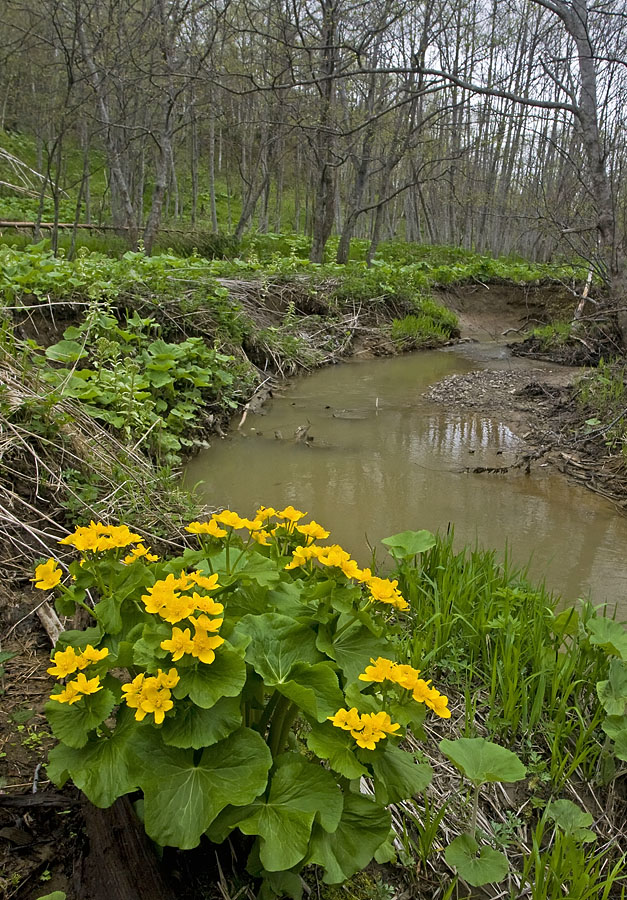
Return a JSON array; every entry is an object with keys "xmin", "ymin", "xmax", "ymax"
[
  {"xmin": 577, "ymin": 359, "xmax": 627, "ymax": 460},
  {"xmin": 393, "ymin": 534, "xmax": 612, "ymax": 784},
  {"xmin": 530, "ymin": 321, "xmax": 573, "ymax": 349}
]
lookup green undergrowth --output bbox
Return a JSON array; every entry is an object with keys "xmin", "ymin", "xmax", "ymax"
[
  {"xmin": 394, "ymin": 533, "xmax": 623, "ymax": 785},
  {"xmin": 577, "ymin": 359, "xmax": 627, "ymax": 463},
  {"xmin": 530, "ymin": 321, "xmax": 573, "ymax": 349}
]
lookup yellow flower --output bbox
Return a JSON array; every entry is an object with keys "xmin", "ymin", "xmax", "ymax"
[
  {"xmin": 186, "ymin": 520, "xmax": 227, "ymax": 538},
  {"xmin": 141, "ymin": 575, "xmax": 181, "ymax": 615},
  {"xmin": 49, "ymin": 682, "xmax": 82, "ymax": 705},
  {"xmin": 189, "ymin": 614, "xmax": 223, "ymax": 633},
  {"xmin": 159, "ymin": 593, "xmax": 197, "ymax": 624},
  {"xmin": 47, "ymin": 646, "xmax": 82, "ymax": 679},
  {"xmin": 189, "ymin": 571, "xmax": 220, "ymax": 592},
  {"xmin": 59, "ymin": 521, "xmax": 142, "ymax": 553},
  {"xmin": 122, "ymin": 674, "xmax": 146, "ymax": 708},
  {"xmin": 328, "ymin": 707, "xmax": 363, "ymax": 732},
  {"xmin": 366, "ymin": 711, "xmax": 401, "ymax": 735},
  {"xmin": 139, "ymin": 684, "xmax": 174, "ymax": 725},
  {"xmin": 296, "ymin": 521, "xmax": 330, "ymax": 543},
  {"xmin": 425, "ymin": 689, "xmax": 452, "ymax": 719},
  {"xmin": 212, "ymin": 510, "xmax": 249, "ymax": 529},
  {"xmin": 411, "ymin": 679, "xmax": 433, "ymax": 703},
  {"xmin": 191, "ymin": 631, "xmax": 225, "ymax": 665},
  {"xmin": 285, "ymin": 544, "xmax": 323, "ymax": 570},
  {"xmin": 317, "ymin": 544, "xmax": 351, "ymax": 568},
  {"xmin": 32, "ymin": 558, "xmax": 62, "ymax": 590},
  {"xmin": 392, "ymin": 664, "xmax": 421, "ymax": 691},
  {"xmin": 351, "ymin": 717, "xmax": 387, "ymax": 750},
  {"xmin": 155, "ymin": 668, "xmax": 180, "ymax": 689},
  {"xmin": 68, "ymin": 672, "xmax": 103, "ymax": 696},
  {"xmin": 339, "ymin": 558, "xmax": 371, "ymax": 581},
  {"xmin": 192, "ymin": 593, "xmax": 224, "ymax": 616},
  {"xmin": 123, "ymin": 544, "xmax": 160, "ymax": 564},
  {"xmin": 256, "ymin": 506, "xmax": 277, "ymax": 522},
  {"xmin": 277, "ymin": 505, "xmax": 307, "ymax": 522},
  {"xmin": 161, "ymin": 627, "xmax": 194, "ymax": 661},
  {"xmin": 358, "ymin": 657, "xmax": 398, "ymax": 684},
  {"xmin": 78, "ymin": 645, "xmax": 109, "ymax": 666},
  {"xmin": 367, "ymin": 576, "xmax": 409, "ymax": 611},
  {"xmin": 251, "ymin": 530, "xmax": 271, "ymax": 546}
]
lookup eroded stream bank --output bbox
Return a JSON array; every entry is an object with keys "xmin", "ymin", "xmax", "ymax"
[{"xmin": 185, "ymin": 344, "xmax": 627, "ymax": 610}]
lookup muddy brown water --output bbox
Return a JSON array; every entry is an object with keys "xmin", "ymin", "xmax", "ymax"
[{"xmin": 185, "ymin": 346, "xmax": 627, "ymax": 612}]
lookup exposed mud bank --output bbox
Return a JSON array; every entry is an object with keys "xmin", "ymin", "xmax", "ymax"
[{"xmin": 426, "ymin": 285, "xmax": 627, "ymax": 510}]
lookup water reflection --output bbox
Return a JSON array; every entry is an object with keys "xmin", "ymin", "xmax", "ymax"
[{"xmin": 185, "ymin": 352, "xmax": 627, "ymax": 611}]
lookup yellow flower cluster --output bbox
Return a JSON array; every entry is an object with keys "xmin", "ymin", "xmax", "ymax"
[
  {"xmin": 123, "ymin": 544, "xmax": 160, "ymax": 564},
  {"xmin": 285, "ymin": 542, "xmax": 408, "ymax": 612},
  {"xmin": 47, "ymin": 644, "xmax": 109, "ymax": 705},
  {"xmin": 121, "ymin": 668, "xmax": 179, "ymax": 724},
  {"xmin": 32, "ymin": 558, "xmax": 62, "ymax": 590},
  {"xmin": 359, "ymin": 657, "xmax": 451, "ymax": 719},
  {"xmin": 141, "ymin": 570, "xmax": 225, "ymax": 665},
  {"xmin": 47, "ymin": 644, "xmax": 109, "ymax": 679},
  {"xmin": 328, "ymin": 707, "xmax": 400, "ymax": 750},
  {"xmin": 186, "ymin": 505, "xmax": 317, "ymax": 544},
  {"xmin": 59, "ymin": 522, "xmax": 143, "ymax": 553}
]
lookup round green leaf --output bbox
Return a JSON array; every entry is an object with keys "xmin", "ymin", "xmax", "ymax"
[
  {"xmin": 236, "ymin": 754, "xmax": 344, "ymax": 871},
  {"xmin": 439, "ymin": 737, "xmax": 526, "ymax": 786},
  {"xmin": 232, "ymin": 614, "xmax": 323, "ymax": 683},
  {"xmin": 46, "ymin": 688, "xmax": 115, "ymax": 749},
  {"xmin": 586, "ymin": 618, "xmax": 627, "ymax": 660},
  {"xmin": 139, "ymin": 727, "xmax": 272, "ymax": 849},
  {"xmin": 546, "ymin": 799, "xmax": 596, "ymax": 842},
  {"xmin": 381, "ymin": 529, "xmax": 436, "ymax": 559},
  {"xmin": 306, "ymin": 722, "xmax": 368, "ymax": 779},
  {"xmin": 596, "ymin": 659, "xmax": 627, "ymax": 716},
  {"xmin": 160, "ymin": 695, "xmax": 242, "ymax": 749},
  {"xmin": 369, "ymin": 743, "xmax": 433, "ymax": 804},
  {"xmin": 306, "ymin": 792, "xmax": 391, "ymax": 884},
  {"xmin": 173, "ymin": 645, "xmax": 247, "ymax": 709},
  {"xmin": 46, "ymin": 714, "xmax": 140, "ymax": 807},
  {"xmin": 445, "ymin": 834, "xmax": 509, "ymax": 886},
  {"xmin": 275, "ymin": 662, "xmax": 344, "ymax": 722}
]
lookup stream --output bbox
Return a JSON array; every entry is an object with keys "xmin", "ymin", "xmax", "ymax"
[{"xmin": 185, "ymin": 345, "xmax": 627, "ymax": 612}]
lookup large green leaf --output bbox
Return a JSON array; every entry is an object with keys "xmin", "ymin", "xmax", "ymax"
[
  {"xmin": 46, "ymin": 689, "xmax": 115, "ymax": 749},
  {"xmin": 445, "ymin": 834, "xmax": 508, "ymax": 887},
  {"xmin": 306, "ymin": 722, "xmax": 368, "ymax": 779},
  {"xmin": 275, "ymin": 663, "xmax": 344, "ymax": 722},
  {"xmin": 160, "ymin": 696, "xmax": 242, "ymax": 749},
  {"xmin": 381, "ymin": 529, "xmax": 436, "ymax": 560},
  {"xmin": 587, "ymin": 618, "xmax": 627, "ymax": 660},
  {"xmin": 233, "ymin": 614, "xmax": 323, "ymax": 683},
  {"xmin": 317, "ymin": 623, "xmax": 390, "ymax": 683},
  {"xmin": 236, "ymin": 755, "xmax": 343, "ymax": 871},
  {"xmin": 174, "ymin": 646, "xmax": 247, "ymax": 709},
  {"xmin": 305, "ymin": 792, "xmax": 391, "ymax": 884},
  {"xmin": 237, "ymin": 553, "xmax": 282, "ymax": 587},
  {"xmin": 546, "ymin": 799, "xmax": 596, "ymax": 842},
  {"xmin": 439, "ymin": 737, "xmax": 526, "ymax": 786},
  {"xmin": 597, "ymin": 659, "xmax": 627, "ymax": 715},
  {"xmin": 45, "ymin": 339, "xmax": 88, "ymax": 363},
  {"xmin": 138, "ymin": 727, "xmax": 272, "ymax": 849},
  {"xmin": 369, "ymin": 743, "xmax": 432, "ymax": 804},
  {"xmin": 46, "ymin": 710, "xmax": 141, "ymax": 806}
]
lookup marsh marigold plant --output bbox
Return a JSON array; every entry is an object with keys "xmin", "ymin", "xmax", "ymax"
[{"xmin": 40, "ymin": 510, "xmax": 450, "ymax": 899}]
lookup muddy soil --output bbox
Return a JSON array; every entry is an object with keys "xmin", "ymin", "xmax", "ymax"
[{"xmin": 427, "ymin": 285, "xmax": 627, "ymax": 511}]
